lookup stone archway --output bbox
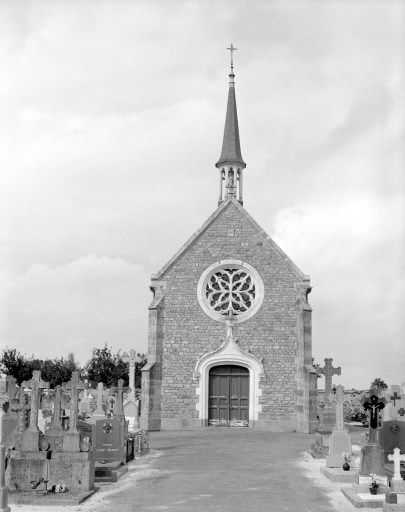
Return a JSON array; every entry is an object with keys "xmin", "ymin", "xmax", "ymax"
[{"xmin": 193, "ymin": 324, "xmax": 265, "ymax": 427}]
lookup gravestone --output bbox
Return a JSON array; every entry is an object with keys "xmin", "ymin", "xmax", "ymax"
[
  {"xmin": 0, "ymin": 377, "xmax": 19, "ymax": 449},
  {"xmin": 111, "ymin": 379, "xmax": 130, "ymax": 421},
  {"xmin": 61, "ymin": 372, "xmax": 85, "ymax": 451},
  {"xmin": 0, "ymin": 444, "xmax": 11, "ymax": 512},
  {"xmin": 7, "ymin": 372, "xmax": 51, "ymax": 492},
  {"xmin": 310, "ymin": 358, "xmax": 341, "ymax": 458},
  {"xmin": 358, "ymin": 388, "xmax": 387, "ymax": 478},
  {"xmin": 48, "ymin": 373, "xmax": 95, "ymax": 493},
  {"xmin": 380, "ymin": 421, "xmax": 405, "ymax": 463},
  {"xmin": 20, "ymin": 371, "xmax": 49, "ymax": 451},
  {"xmin": 123, "ymin": 350, "xmax": 141, "ymax": 430},
  {"xmin": 326, "ymin": 385, "xmax": 352, "ymax": 468},
  {"xmin": 93, "ymin": 419, "xmax": 125, "ymax": 462},
  {"xmin": 388, "ymin": 448, "xmax": 405, "ymax": 493},
  {"xmin": 79, "ymin": 380, "xmax": 91, "ymax": 417},
  {"xmin": 43, "ymin": 386, "xmax": 64, "ymax": 450},
  {"xmin": 86, "ymin": 382, "xmax": 109, "ymax": 424},
  {"xmin": 383, "ymin": 386, "xmax": 405, "ymax": 423},
  {"xmin": 124, "ymin": 400, "xmax": 139, "ymax": 430}
]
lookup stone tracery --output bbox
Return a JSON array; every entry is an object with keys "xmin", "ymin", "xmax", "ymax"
[{"xmin": 205, "ymin": 267, "xmax": 256, "ymax": 316}]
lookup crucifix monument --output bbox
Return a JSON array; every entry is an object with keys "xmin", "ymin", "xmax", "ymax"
[{"xmin": 358, "ymin": 388, "xmax": 387, "ymax": 477}]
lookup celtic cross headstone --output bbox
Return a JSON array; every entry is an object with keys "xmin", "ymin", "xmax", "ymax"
[{"xmin": 318, "ymin": 358, "xmax": 341, "ymax": 429}]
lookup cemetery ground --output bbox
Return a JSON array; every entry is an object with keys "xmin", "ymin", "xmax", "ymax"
[{"xmin": 9, "ymin": 424, "xmax": 370, "ymax": 512}]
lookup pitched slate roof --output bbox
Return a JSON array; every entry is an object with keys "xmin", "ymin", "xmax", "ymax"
[{"xmin": 152, "ymin": 197, "xmax": 309, "ymax": 282}]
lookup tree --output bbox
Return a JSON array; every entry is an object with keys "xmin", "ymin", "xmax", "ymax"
[
  {"xmin": 0, "ymin": 347, "xmax": 81, "ymax": 387},
  {"xmin": 40, "ymin": 353, "xmax": 81, "ymax": 387},
  {"xmin": 370, "ymin": 378, "xmax": 388, "ymax": 391},
  {"xmin": 84, "ymin": 343, "xmax": 129, "ymax": 387}
]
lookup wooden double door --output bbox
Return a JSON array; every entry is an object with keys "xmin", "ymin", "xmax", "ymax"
[{"xmin": 208, "ymin": 365, "xmax": 249, "ymax": 426}]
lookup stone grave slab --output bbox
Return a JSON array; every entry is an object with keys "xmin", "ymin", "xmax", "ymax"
[
  {"xmin": 6, "ymin": 451, "xmax": 50, "ymax": 492},
  {"xmin": 49, "ymin": 452, "xmax": 94, "ymax": 492},
  {"xmin": 341, "ymin": 484, "xmax": 390, "ymax": 509},
  {"xmin": 380, "ymin": 421, "xmax": 405, "ymax": 462},
  {"xmin": 320, "ymin": 465, "xmax": 358, "ymax": 483}
]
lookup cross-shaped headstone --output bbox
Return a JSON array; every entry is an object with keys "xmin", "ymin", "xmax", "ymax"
[
  {"xmin": 319, "ymin": 359, "xmax": 341, "ymax": 403},
  {"xmin": 388, "ymin": 447, "xmax": 405, "ymax": 481},
  {"xmin": 22, "ymin": 371, "xmax": 49, "ymax": 433},
  {"xmin": 50, "ymin": 386, "xmax": 63, "ymax": 428},
  {"xmin": 123, "ymin": 350, "xmax": 141, "ymax": 400},
  {"xmin": 92, "ymin": 382, "xmax": 110, "ymax": 418},
  {"xmin": 328, "ymin": 385, "xmax": 346, "ymax": 431},
  {"xmin": 111, "ymin": 379, "xmax": 131, "ymax": 420},
  {"xmin": 361, "ymin": 388, "xmax": 386, "ymax": 444},
  {"xmin": 62, "ymin": 372, "xmax": 85, "ymax": 434},
  {"xmin": 6, "ymin": 376, "xmax": 19, "ymax": 415}
]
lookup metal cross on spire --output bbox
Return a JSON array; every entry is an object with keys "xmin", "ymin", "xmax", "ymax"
[{"xmin": 227, "ymin": 43, "xmax": 237, "ymax": 73}]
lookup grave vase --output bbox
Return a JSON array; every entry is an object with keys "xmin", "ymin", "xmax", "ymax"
[{"xmin": 342, "ymin": 461, "xmax": 350, "ymax": 471}]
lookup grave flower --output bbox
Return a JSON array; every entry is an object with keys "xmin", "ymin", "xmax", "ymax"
[
  {"xmin": 369, "ymin": 474, "xmax": 383, "ymax": 488},
  {"xmin": 341, "ymin": 452, "xmax": 352, "ymax": 463}
]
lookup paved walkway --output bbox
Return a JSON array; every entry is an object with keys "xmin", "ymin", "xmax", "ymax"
[{"xmin": 92, "ymin": 428, "xmax": 339, "ymax": 512}]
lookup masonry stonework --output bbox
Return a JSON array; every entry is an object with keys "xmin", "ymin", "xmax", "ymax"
[{"xmin": 141, "ymin": 198, "xmax": 316, "ymax": 432}]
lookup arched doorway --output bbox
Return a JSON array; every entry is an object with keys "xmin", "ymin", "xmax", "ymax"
[{"xmin": 208, "ymin": 365, "xmax": 249, "ymax": 427}]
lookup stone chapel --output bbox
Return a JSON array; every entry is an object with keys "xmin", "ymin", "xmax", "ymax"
[{"xmin": 140, "ymin": 53, "xmax": 318, "ymax": 433}]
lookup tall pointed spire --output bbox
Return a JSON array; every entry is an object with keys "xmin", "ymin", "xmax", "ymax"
[{"xmin": 216, "ymin": 44, "xmax": 246, "ymax": 206}]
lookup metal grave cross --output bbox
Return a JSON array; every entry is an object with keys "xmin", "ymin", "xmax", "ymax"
[
  {"xmin": 390, "ymin": 392, "xmax": 402, "ymax": 407},
  {"xmin": 328, "ymin": 384, "xmax": 346, "ymax": 431},
  {"xmin": 388, "ymin": 447, "xmax": 405, "ymax": 481},
  {"xmin": 22, "ymin": 370, "xmax": 49, "ymax": 432},
  {"xmin": 361, "ymin": 388, "xmax": 386, "ymax": 444},
  {"xmin": 111, "ymin": 379, "xmax": 131, "ymax": 420},
  {"xmin": 62, "ymin": 371, "xmax": 85, "ymax": 434}
]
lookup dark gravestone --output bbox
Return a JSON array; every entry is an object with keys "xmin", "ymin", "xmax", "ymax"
[
  {"xmin": 93, "ymin": 419, "xmax": 125, "ymax": 462},
  {"xmin": 380, "ymin": 421, "xmax": 405, "ymax": 461}
]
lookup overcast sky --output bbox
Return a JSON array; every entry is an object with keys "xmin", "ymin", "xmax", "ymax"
[{"xmin": 1, "ymin": 1, "xmax": 404, "ymax": 390}]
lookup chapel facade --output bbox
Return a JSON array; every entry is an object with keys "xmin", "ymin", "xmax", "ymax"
[{"xmin": 140, "ymin": 54, "xmax": 318, "ymax": 433}]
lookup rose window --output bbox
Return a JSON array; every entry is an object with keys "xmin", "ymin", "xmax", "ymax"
[{"xmin": 205, "ymin": 267, "xmax": 256, "ymax": 316}]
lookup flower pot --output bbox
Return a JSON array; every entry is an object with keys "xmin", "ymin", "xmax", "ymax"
[
  {"xmin": 370, "ymin": 487, "xmax": 378, "ymax": 495},
  {"xmin": 342, "ymin": 462, "xmax": 350, "ymax": 471}
]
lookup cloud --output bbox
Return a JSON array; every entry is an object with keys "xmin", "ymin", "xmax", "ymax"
[
  {"xmin": 273, "ymin": 194, "xmax": 405, "ymax": 388},
  {"xmin": 0, "ymin": 255, "xmax": 150, "ymax": 364}
]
